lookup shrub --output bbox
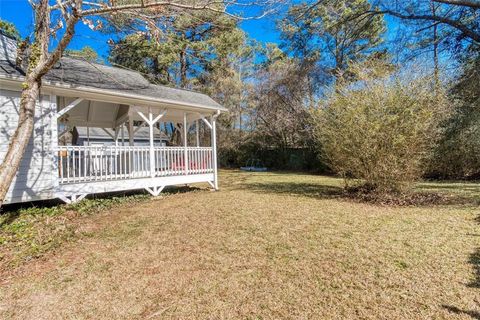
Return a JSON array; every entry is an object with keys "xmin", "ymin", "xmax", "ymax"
[{"xmin": 313, "ymin": 62, "xmax": 450, "ymax": 193}]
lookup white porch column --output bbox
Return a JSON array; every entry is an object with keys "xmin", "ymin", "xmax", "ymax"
[
  {"xmin": 114, "ymin": 127, "xmax": 120, "ymax": 146},
  {"xmin": 211, "ymin": 114, "xmax": 218, "ymax": 190},
  {"xmin": 196, "ymin": 120, "xmax": 200, "ymax": 147},
  {"xmin": 87, "ymin": 126, "xmax": 90, "ymax": 146},
  {"xmin": 121, "ymin": 124, "xmax": 125, "ymax": 146},
  {"xmin": 50, "ymin": 95, "xmax": 59, "ymax": 189},
  {"xmin": 183, "ymin": 112, "xmax": 188, "ymax": 175},
  {"xmin": 136, "ymin": 107, "xmax": 167, "ymax": 179},
  {"xmin": 128, "ymin": 120, "xmax": 134, "ymax": 146},
  {"xmin": 148, "ymin": 108, "xmax": 155, "ymax": 178}
]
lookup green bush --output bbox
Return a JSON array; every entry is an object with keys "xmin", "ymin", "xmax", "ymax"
[{"xmin": 313, "ymin": 62, "xmax": 450, "ymax": 193}]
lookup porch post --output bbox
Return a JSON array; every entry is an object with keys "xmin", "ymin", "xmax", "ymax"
[
  {"xmin": 211, "ymin": 114, "xmax": 218, "ymax": 190},
  {"xmin": 50, "ymin": 95, "xmax": 59, "ymax": 189},
  {"xmin": 196, "ymin": 120, "xmax": 200, "ymax": 147},
  {"xmin": 121, "ymin": 124, "xmax": 125, "ymax": 146},
  {"xmin": 183, "ymin": 112, "xmax": 188, "ymax": 175},
  {"xmin": 87, "ymin": 126, "xmax": 90, "ymax": 146},
  {"xmin": 136, "ymin": 108, "xmax": 167, "ymax": 180},
  {"xmin": 114, "ymin": 127, "xmax": 120, "ymax": 146},
  {"xmin": 148, "ymin": 107, "xmax": 155, "ymax": 178},
  {"xmin": 128, "ymin": 120, "xmax": 134, "ymax": 146}
]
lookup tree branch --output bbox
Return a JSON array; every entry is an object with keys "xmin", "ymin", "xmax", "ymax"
[
  {"xmin": 81, "ymin": 1, "xmax": 218, "ymax": 16},
  {"xmin": 32, "ymin": 0, "xmax": 82, "ymax": 79},
  {"xmin": 80, "ymin": 1, "xmax": 274, "ymax": 20},
  {"xmin": 306, "ymin": 0, "xmax": 479, "ymax": 43},
  {"xmin": 433, "ymin": 0, "xmax": 480, "ymax": 9},
  {"xmin": 370, "ymin": 10, "xmax": 480, "ymax": 42}
]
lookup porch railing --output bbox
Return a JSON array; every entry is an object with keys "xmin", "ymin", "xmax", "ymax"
[{"xmin": 57, "ymin": 146, "xmax": 213, "ymax": 184}]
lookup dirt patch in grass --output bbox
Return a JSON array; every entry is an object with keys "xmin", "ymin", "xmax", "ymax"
[{"xmin": 0, "ymin": 170, "xmax": 479, "ymax": 319}]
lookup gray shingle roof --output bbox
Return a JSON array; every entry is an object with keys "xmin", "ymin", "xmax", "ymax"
[
  {"xmin": 47, "ymin": 57, "xmax": 150, "ymax": 91},
  {"xmin": 0, "ymin": 60, "xmax": 23, "ymax": 76},
  {"xmin": 46, "ymin": 57, "xmax": 223, "ymax": 109},
  {"xmin": 0, "ymin": 33, "xmax": 224, "ymax": 111}
]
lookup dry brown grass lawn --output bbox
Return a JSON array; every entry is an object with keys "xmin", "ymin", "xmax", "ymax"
[{"xmin": 1, "ymin": 170, "xmax": 479, "ymax": 319}]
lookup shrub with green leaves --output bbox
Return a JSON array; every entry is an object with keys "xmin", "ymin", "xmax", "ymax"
[{"xmin": 313, "ymin": 62, "xmax": 450, "ymax": 193}]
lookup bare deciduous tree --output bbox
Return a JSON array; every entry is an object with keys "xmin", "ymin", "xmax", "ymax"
[{"xmin": 252, "ymin": 55, "xmax": 313, "ymax": 150}]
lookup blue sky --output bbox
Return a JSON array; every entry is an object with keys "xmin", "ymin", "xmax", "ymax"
[
  {"xmin": 0, "ymin": 0, "xmax": 442, "ymax": 70},
  {"xmin": 0, "ymin": 0, "xmax": 282, "ymax": 61}
]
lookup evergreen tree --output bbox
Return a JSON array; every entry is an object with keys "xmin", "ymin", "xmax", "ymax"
[
  {"xmin": 0, "ymin": 19, "xmax": 21, "ymax": 40},
  {"xmin": 280, "ymin": 0, "xmax": 386, "ymax": 77},
  {"xmin": 65, "ymin": 46, "xmax": 100, "ymax": 63},
  {"xmin": 108, "ymin": 10, "xmax": 245, "ymax": 90}
]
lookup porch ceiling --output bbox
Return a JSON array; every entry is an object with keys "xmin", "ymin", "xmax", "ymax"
[{"xmin": 58, "ymin": 97, "xmax": 215, "ymax": 128}]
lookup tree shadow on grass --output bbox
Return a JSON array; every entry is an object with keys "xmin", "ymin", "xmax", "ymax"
[
  {"xmin": 442, "ymin": 305, "xmax": 480, "ymax": 319},
  {"xmin": 468, "ymin": 215, "xmax": 480, "ymax": 289},
  {"xmin": 244, "ymin": 181, "xmax": 344, "ymax": 200},
  {"xmin": 244, "ymin": 180, "xmax": 480, "ymax": 207},
  {"xmin": 469, "ymin": 248, "xmax": 480, "ymax": 289},
  {"xmin": 468, "ymin": 214, "xmax": 480, "ymax": 290},
  {"xmin": 444, "ymin": 215, "xmax": 480, "ymax": 319},
  {"xmin": 0, "ymin": 210, "xmax": 20, "ymax": 228},
  {"xmin": 416, "ymin": 183, "xmax": 480, "ymax": 206}
]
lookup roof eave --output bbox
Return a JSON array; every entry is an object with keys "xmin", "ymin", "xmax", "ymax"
[{"xmin": 0, "ymin": 74, "xmax": 228, "ymax": 113}]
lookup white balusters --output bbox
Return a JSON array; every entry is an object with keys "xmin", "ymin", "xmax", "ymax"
[{"xmin": 56, "ymin": 146, "xmax": 214, "ymax": 184}]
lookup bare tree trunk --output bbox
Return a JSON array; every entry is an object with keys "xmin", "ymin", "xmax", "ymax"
[
  {"xmin": 179, "ymin": 47, "xmax": 188, "ymax": 88},
  {"xmin": 0, "ymin": 0, "xmax": 79, "ymax": 207},
  {"xmin": 0, "ymin": 80, "xmax": 40, "ymax": 205},
  {"xmin": 0, "ymin": 0, "xmax": 49, "ymax": 207}
]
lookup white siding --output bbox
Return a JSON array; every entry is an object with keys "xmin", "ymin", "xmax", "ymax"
[
  {"xmin": 0, "ymin": 33, "xmax": 17, "ymax": 61},
  {"xmin": 0, "ymin": 89, "xmax": 55, "ymax": 204}
]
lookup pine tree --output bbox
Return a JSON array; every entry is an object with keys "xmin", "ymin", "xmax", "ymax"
[{"xmin": 280, "ymin": 0, "xmax": 386, "ymax": 77}]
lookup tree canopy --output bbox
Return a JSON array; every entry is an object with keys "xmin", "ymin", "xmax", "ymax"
[
  {"xmin": 108, "ymin": 10, "xmax": 245, "ymax": 88},
  {"xmin": 0, "ymin": 19, "xmax": 21, "ymax": 40},
  {"xmin": 280, "ymin": 0, "xmax": 386, "ymax": 75},
  {"xmin": 65, "ymin": 46, "xmax": 100, "ymax": 63}
]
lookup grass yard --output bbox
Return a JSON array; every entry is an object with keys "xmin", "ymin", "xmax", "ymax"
[{"xmin": 1, "ymin": 170, "xmax": 479, "ymax": 319}]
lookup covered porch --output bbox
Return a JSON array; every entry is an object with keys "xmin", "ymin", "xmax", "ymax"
[{"xmin": 53, "ymin": 96, "xmax": 221, "ymax": 203}]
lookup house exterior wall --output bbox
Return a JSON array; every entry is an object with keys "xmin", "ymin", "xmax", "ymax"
[
  {"xmin": 0, "ymin": 31, "xmax": 17, "ymax": 61},
  {"xmin": 0, "ymin": 89, "xmax": 55, "ymax": 204}
]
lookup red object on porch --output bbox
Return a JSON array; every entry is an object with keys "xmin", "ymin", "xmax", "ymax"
[{"xmin": 171, "ymin": 154, "xmax": 211, "ymax": 171}]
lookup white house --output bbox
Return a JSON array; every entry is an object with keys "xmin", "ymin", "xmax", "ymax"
[{"xmin": 0, "ymin": 31, "xmax": 226, "ymax": 204}]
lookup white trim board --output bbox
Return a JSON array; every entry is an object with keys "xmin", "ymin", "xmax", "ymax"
[
  {"xmin": 55, "ymin": 173, "xmax": 215, "ymax": 196},
  {"xmin": 0, "ymin": 76, "xmax": 227, "ymax": 113}
]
